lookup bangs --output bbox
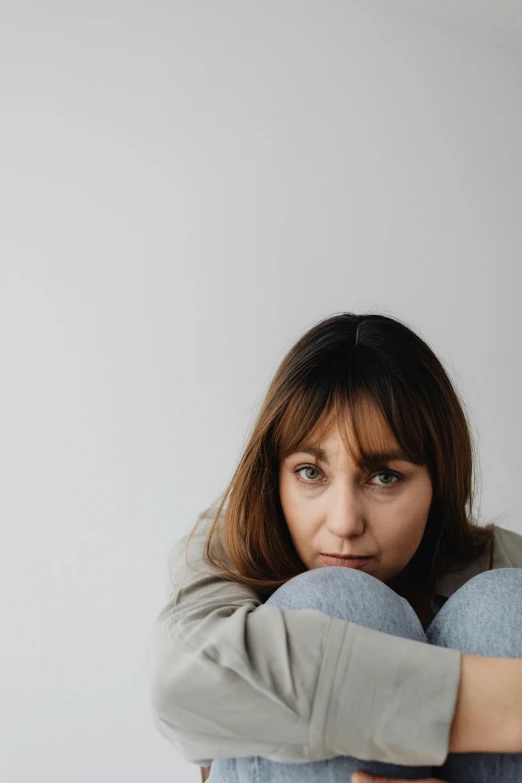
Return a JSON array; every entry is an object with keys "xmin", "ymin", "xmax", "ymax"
[{"xmin": 276, "ymin": 358, "xmax": 429, "ymax": 471}]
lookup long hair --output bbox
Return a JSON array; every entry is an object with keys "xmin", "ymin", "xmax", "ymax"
[{"xmin": 184, "ymin": 311, "xmax": 495, "ymax": 600}]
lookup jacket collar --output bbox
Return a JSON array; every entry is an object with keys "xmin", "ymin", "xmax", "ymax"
[{"xmin": 432, "ymin": 526, "xmax": 512, "ymax": 608}]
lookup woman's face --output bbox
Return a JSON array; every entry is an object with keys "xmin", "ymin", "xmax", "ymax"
[{"xmin": 278, "ymin": 411, "xmax": 433, "ymax": 596}]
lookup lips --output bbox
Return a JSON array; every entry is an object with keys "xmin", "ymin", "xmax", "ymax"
[{"xmin": 321, "ymin": 554, "xmax": 373, "ymax": 569}]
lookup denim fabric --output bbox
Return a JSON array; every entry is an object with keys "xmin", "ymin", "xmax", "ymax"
[{"xmin": 208, "ymin": 566, "xmax": 522, "ymax": 783}]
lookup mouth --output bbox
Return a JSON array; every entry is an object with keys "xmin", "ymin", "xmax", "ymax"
[{"xmin": 321, "ymin": 554, "xmax": 373, "ymax": 568}]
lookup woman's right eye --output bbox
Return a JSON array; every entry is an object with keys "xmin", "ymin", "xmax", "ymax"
[{"xmin": 293, "ymin": 465, "xmax": 323, "ymax": 484}]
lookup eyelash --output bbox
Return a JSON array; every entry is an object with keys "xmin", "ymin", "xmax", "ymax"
[{"xmin": 292, "ymin": 464, "xmax": 404, "ymax": 491}]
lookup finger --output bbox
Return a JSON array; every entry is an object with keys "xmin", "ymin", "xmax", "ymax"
[{"xmin": 352, "ymin": 774, "xmax": 444, "ymax": 783}]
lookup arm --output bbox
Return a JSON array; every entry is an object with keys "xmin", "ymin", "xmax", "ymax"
[
  {"xmin": 349, "ymin": 671, "xmax": 522, "ymax": 783},
  {"xmin": 145, "ymin": 508, "xmax": 521, "ymax": 769},
  {"xmin": 449, "ymin": 653, "xmax": 522, "ymax": 753}
]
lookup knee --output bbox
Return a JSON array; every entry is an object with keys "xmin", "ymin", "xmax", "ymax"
[
  {"xmin": 265, "ymin": 566, "xmax": 426, "ymax": 643},
  {"xmin": 428, "ymin": 568, "xmax": 522, "ymax": 656},
  {"xmin": 448, "ymin": 567, "xmax": 522, "ymax": 616},
  {"xmin": 265, "ymin": 565, "xmax": 372, "ymax": 613},
  {"xmin": 471, "ymin": 565, "xmax": 522, "ymax": 589}
]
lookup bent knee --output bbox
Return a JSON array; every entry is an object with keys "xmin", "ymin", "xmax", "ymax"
[
  {"xmin": 266, "ymin": 565, "xmax": 377, "ymax": 607},
  {"xmin": 447, "ymin": 567, "xmax": 522, "ymax": 615},
  {"xmin": 428, "ymin": 568, "xmax": 522, "ymax": 656},
  {"xmin": 466, "ymin": 566, "xmax": 522, "ymax": 590},
  {"xmin": 265, "ymin": 566, "xmax": 426, "ymax": 642}
]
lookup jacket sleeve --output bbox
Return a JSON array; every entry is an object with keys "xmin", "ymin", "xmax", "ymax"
[{"xmin": 145, "ymin": 508, "xmax": 462, "ymax": 767}]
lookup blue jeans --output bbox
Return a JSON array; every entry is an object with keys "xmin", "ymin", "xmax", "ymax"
[{"xmin": 208, "ymin": 566, "xmax": 522, "ymax": 782}]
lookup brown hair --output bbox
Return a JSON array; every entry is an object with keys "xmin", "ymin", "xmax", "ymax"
[{"xmin": 184, "ymin": 311, "xmax": 495, "ymax": 600}]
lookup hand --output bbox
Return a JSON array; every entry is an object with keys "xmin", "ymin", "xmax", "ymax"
[{"xmin": 352, "ymin": 773, "xmax": 444, "ymax": 783}]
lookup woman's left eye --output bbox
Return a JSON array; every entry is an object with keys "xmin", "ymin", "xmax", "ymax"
[{"xmin": 292, "ymin": 465, "xmax": 403, "ymax": 489}]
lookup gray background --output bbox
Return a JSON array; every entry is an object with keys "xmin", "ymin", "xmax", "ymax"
[{"xmin": 1, "ymin": 1, "xmax": 521, "ymax": 781}]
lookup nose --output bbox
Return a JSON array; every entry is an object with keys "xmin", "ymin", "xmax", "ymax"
[{"xmin": 325, "ymin": 491, "xmax": 366, "ymax": 538}]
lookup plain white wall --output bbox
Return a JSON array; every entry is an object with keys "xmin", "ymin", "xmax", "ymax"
[{"xmin": 1, "ymin": 1, "xmax": 521, "ymax": 781}]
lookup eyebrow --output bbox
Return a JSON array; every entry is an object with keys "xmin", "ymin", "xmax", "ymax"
[{"xmin": 290, "ymin": 445, "xmax": 413, "ymax": 469}]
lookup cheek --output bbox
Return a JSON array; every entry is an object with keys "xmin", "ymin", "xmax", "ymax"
[
  {"xmin": 392, "ymin": 484, "xmax": 432, "ymax": 529},
  {"xmin": 285, "ymin": 517, "xmax": 318, "ymax": 560},
  {"xmin": 381, "ymin": 515, "xmax": 427, "ymax": 555},
  {"xmin": 398, "ymin": 519, "xmax": 428, "ymax": 554},
  {"xmin": 286, "ymin": 516, "xmax": 310, "ymax": 545}
]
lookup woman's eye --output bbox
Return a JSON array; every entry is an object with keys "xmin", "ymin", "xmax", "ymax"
[
  {"xmin": 294, "ymin": 466, "xmax": 323, "ymax": 483},
  {"xmin": 292, "ymin": 465, "xmax": 402, "ymax": 489},
  {"xmin": 371, "ymin": 471, "xmax": 401, "ymax": 487}
]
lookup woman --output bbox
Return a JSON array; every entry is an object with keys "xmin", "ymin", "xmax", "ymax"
[{"xmin": 146, "ymin": 312, "xmax": 522, "ymax": 783}]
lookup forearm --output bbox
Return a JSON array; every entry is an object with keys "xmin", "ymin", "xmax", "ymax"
[{"xmin": 448, "ymin": 654, "xmax": 522, "ymax": 753}]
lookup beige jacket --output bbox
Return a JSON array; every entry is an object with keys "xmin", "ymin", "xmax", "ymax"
[{"xmin": 146, "ymin": 507, "xmax": 522, "ymax": 771}]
